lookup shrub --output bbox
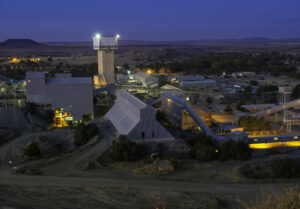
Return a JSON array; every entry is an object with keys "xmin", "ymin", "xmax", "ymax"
[
  {"xmin": 245, "ymin": 189, "xmax": 300, "ymax": 209},
  {"xmin": 74, "ymin": 123, "xmax": 99, "ymax": 146},
  {"xmin": 23, "ymin": 102, "xmax": 36, "ymax": 114},
  {"xmin": 187, "ymin": 133, "xmax": 215, "ymax": 147},
  {"xmin": 218, "ymin": 140, "xmax": 252, "ymax": 161},
  {"xmin": 156, "ymin": 143, "xmax": 165, "ymax": 157},
  {"xmin": 168, "ymin": 157, "xmax": 179, "ymax": 170},
  {"xmin": 194, "ymin": 144, "xmax": 216, "ymax": 162},
  {"xmin": 224, "ymin": 105, "xmax": 233, "ymax": 113},
  {"xmin": 44, "ymin": 109, "xmax": 54, "ymax": 124},
  {"xmin": 86, "ymin": 123, "xmax": 98, "ymax": 139},
  {"xmin": 25, "ymin": 143, "xmax": 40, "ymax": 157},
  {"xmin": 110, "ymin": 135, "xmax": 146, "ymax": 161},
  {"xmin": 269, "ymin": 158, "xmax": 297, "ymax": 178}
]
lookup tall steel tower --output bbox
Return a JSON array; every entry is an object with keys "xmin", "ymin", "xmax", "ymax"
[{"xmin": 93, "ymin": 34, "xmax": 120, "ymax": 85}]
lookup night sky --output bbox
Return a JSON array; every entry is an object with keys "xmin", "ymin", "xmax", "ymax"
[{"xmin": 0, "ymin": 0, "xmax": 299, "ymax": 42}]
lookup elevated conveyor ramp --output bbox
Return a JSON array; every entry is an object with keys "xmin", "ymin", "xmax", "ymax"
[
  {"xmin": 161, "ymin": 92, "xmax": 221, "ymax": 141},
  {"xmin": 254, "ymin": 99, "xmax": 300, "ymax": 117}
]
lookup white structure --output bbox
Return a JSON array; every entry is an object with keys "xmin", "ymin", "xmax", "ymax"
[
  {"xmin": 93, "ymin": 34, "xmax": 120, "ymax": 85},
  {"xmin": 134, "ymin": 71, "xmax": 158, "ymax": 88},
  {"xmin": 106, "ymin": 90, "xmax": 173, "ymax": 141},
  {"xmin": 278, "ymin": 86, "xmax": 292, "ymax": 105},
  {"xmin": 26, "ymin": 72, "xmax": 93, "ymax": 121}
]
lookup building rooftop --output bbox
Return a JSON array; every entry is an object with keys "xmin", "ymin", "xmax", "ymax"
[
  {"xmin": 242, "ymin": 104, "xmax": 276, "ymax": 109},
  {"xmin": 161, "ymin": 92, "xmax": 186, "ymax": 104},
  {"xmin": 25, "ymin": 72, "xmax": 45, "ymax": 79},
  {"xmin": 46, "ymin": 77, "xmax": 92, "ymax": 85},
  {"xmin": 118, "ymin": 89, "xmax": 147, "ymax": 110}
]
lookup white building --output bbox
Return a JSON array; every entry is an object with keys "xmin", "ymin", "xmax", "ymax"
[
  {"xmin": 26, "ymin": 72, "xmax": 93, "ymax": 121},
  {"xmin": 106, "ymin": 90, "xmax": 173, "ymax": 141},
  {"xmin": 134, "ymin": 71, "xmax": 158, "ymax": 88}
]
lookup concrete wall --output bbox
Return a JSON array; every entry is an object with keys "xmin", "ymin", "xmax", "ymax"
[
  {"xmin": 98, "ymin": 50, "xmax": 115, "ymax": 84},
  {"xmin": 45, "ymin": 83, "xmax": 93, "ymax": 120}
]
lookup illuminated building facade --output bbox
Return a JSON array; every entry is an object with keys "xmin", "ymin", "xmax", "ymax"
[{"xmin": 26, "ymin": 72, "xmax": 93, "ymax": 124}]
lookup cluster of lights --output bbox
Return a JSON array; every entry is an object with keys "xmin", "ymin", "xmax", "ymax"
[{"xmin": 94, "ymin": 33, "xmax": 120, "ymax": 39}]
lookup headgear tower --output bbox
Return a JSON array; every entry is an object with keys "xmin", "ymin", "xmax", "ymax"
[{"xmin": 93, "ymin": 34, "xmax": 120, "ymax": 85}]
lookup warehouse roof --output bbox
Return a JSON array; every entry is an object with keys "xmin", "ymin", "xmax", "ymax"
[
  {"xmin": 26, "ymin": 72, "xmax": 45, "ymax": 79},
  {"xmin": 46, "ymin": 77, "xmax": 92, "ymax": 85}
]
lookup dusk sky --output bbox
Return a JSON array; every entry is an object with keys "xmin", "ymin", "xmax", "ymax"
[{"xmin": 0, "ymin": 0, "xmax": 299, "ymax": 42}]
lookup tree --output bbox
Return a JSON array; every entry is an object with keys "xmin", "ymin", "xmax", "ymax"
[
  {"xmin": 249, "ymin": 80, "xmax": 258, "ymax": 85},
  {"xmin": 206, "ymin": 97, "xmax": 213, "ymax": 105},
  {"xmin": 44, "ymin": 109, "xmax": 54, "ymax": 124},
  {"xmin": 122, "ymin": 63, "xmax": 129, "ymax": 70},
  {"xmin": 194, "ymin": 144, "xmax": 216, "ymax": 162},
  {"xmin": 218, "ymin": 140, "xmax": 252, "ymax": 161},
  {"xmin": 74, "ymin": 123, "xmax": 87, "ymax": 146},
  {"xmin": 74, "ymin": 123, "xmax": 99, "ymax": 146},
  {"xmin": 292, "ymin": 84, "xmax": 300, "ymax": 99},
  {"xmin": 244, "ymin": 85, "xmax": 252, "ymax": 93},
  {"xmin": 47, "ymin": 57, "xmax": 52, "ymax": 62},
  {"xmin": 168, "ymin": 157, "xmax": 179, "ymax": 170},
  {"xmin": 224, "ymin": 104, "xmax": 233, "ymax": 113},
  {"xmin": 156, "ymin": 110, "xmax": 168, "ymax": 123},
  {"xmin": 86, "ymin": 123, "xmax": 98, "ymax": 139},
  {"xmin": 25, "ymin": 143, "xmax": 40, "ymax": 157},
  {"xmin": 110, "ymin": 135, "xmax": 146, "ymax": 161}
]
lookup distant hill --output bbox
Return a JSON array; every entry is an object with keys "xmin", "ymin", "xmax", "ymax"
[{"xmin": 0, "ymin": 39, "xmax": 46, "ymax": 48}]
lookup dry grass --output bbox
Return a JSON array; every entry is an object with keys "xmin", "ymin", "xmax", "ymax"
[{"xmin": 245, "ymin": 188, "xmax": 300, "ymax": 209}]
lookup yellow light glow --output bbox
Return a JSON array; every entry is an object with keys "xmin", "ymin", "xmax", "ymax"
[
  {"xmin": 294, "ymin": 136, "xmax": 298, "ymax": 139},
  {"xmin": 274, "ymin": 137, "xmax": 278, "ymax": 140},
  {"xmin": 53, "ymin": 109, "xmax": 73, "ymax": 128},
  {"xmin": 249, "ymin": 141, "xmax": 300, "ymax": 149},
  {"xmin": 147, "ymin": 69, "xmax": 152, "ymax": 74}
]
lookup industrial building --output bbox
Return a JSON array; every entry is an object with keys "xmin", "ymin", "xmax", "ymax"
[
  {"xmin": 93, "ymin": 34, "xmax": 120, "ymax": 85},
  {"xmin": 179, "ymin": 79, "xmax": 217, "ymax": 88},
  {"xmin": 134, "ymin": 71, "xmax": 158, "ymax": 88},
  {"xmin": 26, "ymin": 72, "xmax": 93, "ymax": 126},
  {"xmin": 161, "ymin": 92, "xmax": 219, "ymax": 140},
  {"xmin": 106, "ymin": 90, "xmax": 173, "ymax": 141}
]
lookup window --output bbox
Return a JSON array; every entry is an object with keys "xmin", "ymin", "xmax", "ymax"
[
  {"xmin": 142, "ymin": 132, "xmax": 145, "ymax": 139},
  {"xmin": 152, "ymin": 131, "xmax": 154, "ymax": 137}
]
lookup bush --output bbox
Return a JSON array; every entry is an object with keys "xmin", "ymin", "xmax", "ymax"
[
  {"xmin": 240, "ymin": 158, "xmax": 298, "ymax": 179},
  {"xmin": 25, "ymin": 143, "xmax": 40, "ymax": 157},
  {"xmin": 218, "ymin": 140, "xmax": 252, "ymax": 161},
  {"xmin": 245, "ymin": 189, "xmax": 300, "ymax": 209},
  {"xmin": 156, "ymin": 110, "xmax": 168, "ymax": 123},
  {"xmin": 110, "ymin": 135, "xmax": 146, "ymax": 161},
  {"xmin": 86, "ymin": 123, "xmax": 98, "ymax": 139},
  {"xmin": 187, "ymin": 133, "xmax": 215, "ymax": 147},
  {"xmin": 156, "ymin": 143, "xmax": 165, "ymax": 157},
  {"xmin": 194, "ymin": 144, "xmax": 216, "ymax": 162},
  {"xmin": 224, "ymin": 104, "xmax": 233, "ymax": 113},
  {"xmin": 269, "ymin": 158, "xmax": 297, "ymax": 178},
  {"xmin": 187, "ymin": 133, "xmax": 217, "ymax": 162},
  {"xmin": 44, "ymin": 109, "xmax": 54, "ymax": 124},
  {"xmin": 168, "ymin": 157, "xmax": 179, "ymax": 170},
  {"xmin": 74, "ymin": 123, "xmax": 99, "ymax": 146},
  {"xmin": 23, "ymin": 102, "xmax": 36, "ymax": 114}
]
